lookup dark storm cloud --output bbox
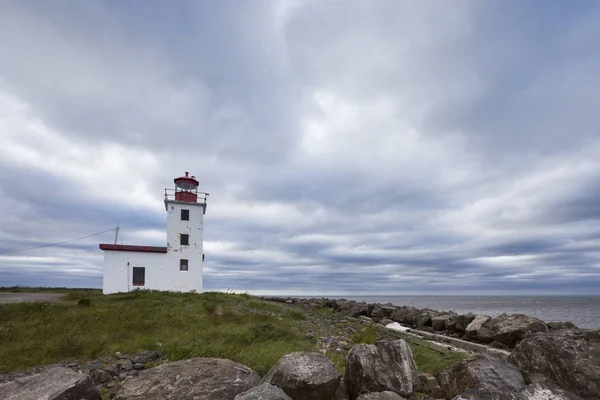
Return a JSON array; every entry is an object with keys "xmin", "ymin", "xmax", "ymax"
[{"xmin": 1, "ymin": 1, "xmax": 600, "ymax": 295}]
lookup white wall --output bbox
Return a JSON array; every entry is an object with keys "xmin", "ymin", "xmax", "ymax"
[
  {"xmin": 165, "ymin": 200, "xmax": 205, "ymax": 293},
  {"xmin": 102, "ymin": 251, "xmax": 166, "ymax": 294},
  {"xmin": 102, "ymin": 199, "xmax": 205, "ymax": 294}
]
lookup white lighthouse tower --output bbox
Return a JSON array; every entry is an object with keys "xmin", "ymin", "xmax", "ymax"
[
  {"xmin": 99, "ymin": 172, "xmax": 209, "ymax": 294},
  {"xmin": 164, "ymin": 172, "xmax": 208, "ymax": 292}
]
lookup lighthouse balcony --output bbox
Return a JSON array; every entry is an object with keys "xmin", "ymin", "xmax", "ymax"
[{"xmin": 164, "ymin": 188, "xmax": 209, "ymax": 208}]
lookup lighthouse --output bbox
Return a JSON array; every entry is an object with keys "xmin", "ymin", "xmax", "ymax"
[{"xmin": 99, "ymin": 172, "xmax": 209, "ymax": 294}]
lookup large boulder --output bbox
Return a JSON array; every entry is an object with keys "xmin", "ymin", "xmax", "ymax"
[
  {"xmin": 484, "ymin": 314, "xmax": 548, "ymax": 348},
  {"xmin": 390, "ymin": 306, "xmax": 419, "ymax": 325},
  {"xmin": 415, "ymin": 309, "xmax": 438, "ymax": 328},
  {"xmin": 341, "ymin": 302, "xmax": 369, "ymax": 318},
  {"xmin": 518, "ymin": 382, "xmax": 585, "ymax": 400},
  {"xmin": 235, "ymin": 383, "xmax": 293, "ymax": 400},
  {"xmin": 370, "ymin": 306, "xmax": 396, "ymax": 322},
  {"xmin": 345, "ymin": 339, "xmax": 419, "ymax": 399},
  {"xmin": 357, "ymin": 392, "xmax": 406, "ymax": 400},
  {"xmin": 547, "ymin": 321, "xmax": 578, "ymax": 331},
  {"xmin": 453, "ymin": 388, "xmax": 519, "ymax": 399},
  {"xmin": 455, "ymin": 314, "xmax": 476, "ymax": 333},
  {"xmin": 465, "ymin": 315, "xmax": 493, "ymax": 342},
  {"xmin": 262, "ymin": 351, "xmax": 341, "ymax": 400},
  {"xmin": 507, "ymin": 329, "xmax": 600, "ymax": 400},
  {"xmin": 115, "ymin": 357, "xmax": 260, "ymax": 400},
  {"xmin": 432, "ymin": 313, "xmax": 458, "ymax": 332},
  {"xmin": 436, "ymin": 353, "xmax": 526, "ymax": 399},
  {"xmin": 0, "ymin": 367, "xmax": 101, "ymax": 400}
]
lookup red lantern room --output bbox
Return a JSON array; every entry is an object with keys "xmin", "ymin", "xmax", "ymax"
[{"xmin": 173, "ymin": 172, "xmax": 199, "ymax": 202}]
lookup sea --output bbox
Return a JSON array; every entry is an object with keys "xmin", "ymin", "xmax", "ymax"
[{"xmin": 299, "ymin": 295, "xmax": 600, "ymax": 329}]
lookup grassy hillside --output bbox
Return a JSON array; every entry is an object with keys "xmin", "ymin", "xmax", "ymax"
[{"xmin": 0, "ymin": 290, "xmax": 466, "ymax": 376}]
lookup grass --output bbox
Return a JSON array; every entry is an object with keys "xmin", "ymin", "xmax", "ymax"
[
  {"xmin": 0, "ymin": 289, "xmax": 466, "ymax": 378},
  {"xmin": 347, "ymin": 323, "xmax": 468, "ymax": 375},
  {"xmin": 0, "ymin": 290, "xmax": 312, "ymax": 376}
]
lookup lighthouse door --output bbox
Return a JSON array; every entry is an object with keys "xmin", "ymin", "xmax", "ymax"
[{"xmin": 132, "ymin": 267, "xmax": 145, "ymax": 286}]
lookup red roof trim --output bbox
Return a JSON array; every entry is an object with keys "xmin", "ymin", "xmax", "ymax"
[
  {"xmin": 99, "ymin": 244, "xmax": 167, "ymax": 253},
  {"xmin": 174, "ymin": 176, "xmax": 199, "ymax": 185}
]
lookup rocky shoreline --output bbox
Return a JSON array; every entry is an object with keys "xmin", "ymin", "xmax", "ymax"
[
  {"xmin": 1, "ymin": 295, "xmax": 598, "ymax": 400},
  {"xmin": 259, "ymin": 296, "xmax": 582, "ymax": 351}
]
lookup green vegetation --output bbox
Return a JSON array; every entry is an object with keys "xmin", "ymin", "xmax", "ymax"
[
  {"xmin": 0, "ymin": 289, "xmax": 466, "ymax": 378},
  {"xmin": 348, "ymin": 324, "xmax": 468, "ymax": 375},
  {"xmin": 0, "ymin": 290, "xmax": 312, "ymax": 375}
]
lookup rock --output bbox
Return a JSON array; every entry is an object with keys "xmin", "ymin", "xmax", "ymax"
[
  {"xmin": 115, "ymin": 357, "xmax": 260, "ymax": 400},
  {"xmin": 341, "ymin": 302, "xmax": 369, "ymax": 318},
  {"xmin": 547, "ymin": 321, "xmax": 578, "ymax": 331},
  {"xmin": 356, "ymin": 391, "xmax": 406, "ymax": 399},
  {"xmin": 345, "ymin": 339, "xmax": 419, "ymax": 399},
  {"xmin": 359, "ymin": 316, "xmax": 374, "ymax": 323},
  {"xmin": 485, "ymin": 314, "xmax": 548, "ymax": 348},
  {"xmin": 419, "ymin": 373, "xmax": 444, "ymax": 398},
  {"xmin": 118, "ymin": 359, "xmax": 134, "ymax": 371},
  {"xmin": 432, "ymin": 313, "xmax": 457, "ymax": 332},
  {"xmin": 0, "ymin": 366, "xmax": 101, "ymax": 400},
  {"xmin": 334, "ymin": 377, "xmax": 350, "ymax": 400},
  {"xmin": 453, "ymin": 387, "xmax": 519, "ymax": 399},
  {"xmin": 519, "ymin": 382, "xmax": 586, "ymax": 400},
  {"xmin": 436, "ymin": 353, "xmax": 526, "ymax": 399},
  {"xmin": 371, "ymin": 306, "xmax": 385, "ymax": 322},
  {"xmin": 130, "ymin": 350, "xmax": 160, "ymax": 364},
  {"xmin": 234, "ymin": 383, "xmax": 293, "ymax": 400},
  {"xmin": 465, "ymin": 315, "xmax": 492, "ymax": 342},
  {"xmin": 415, "ymin": 310, "xmax": 437, "ymax": 328},
  {"xmin": 89, "ymin": 368, "xmax": 113, "ymax": 384},
  {"xmin": 380, "ymin": 318, "xmax": 394, "ymax": 326},
  {"xmin": 132, "ymin": 363, "xmax": 145, "ymax": 370},
  {"xmin": 390, "ymin": 306, "xmax": 419, "ymax": 325},
  {"xmin": 507, "ymin": 329, "xmax": 600, "ymax": 400},
  {"xmin": 262, "ymin": 351, "xmax": 341, "ymax": 400},
  {"xmin": 455, "ymin": 314, "xmax": 476, "ymax": 333}
]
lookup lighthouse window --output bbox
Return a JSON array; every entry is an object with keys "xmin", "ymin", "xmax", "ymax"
[
  {"xmin": 181, "ymin": 209, "xmax": 189, "ymax": 221},
  {"xmin": 180, "ymin": 259, "xmax": 188, "ymax": 271},
  {"xmin": 180, "ymin": 234, "xmax": 189, "ymax": 245}
]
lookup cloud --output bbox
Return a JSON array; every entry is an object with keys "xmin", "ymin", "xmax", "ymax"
[{"xmin": 1, "ymin": 1, "xmax": 600, "ymax": 295}]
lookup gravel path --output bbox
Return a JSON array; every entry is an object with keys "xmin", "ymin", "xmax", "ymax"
[{"xmin": 0, "ymin": 292, "xmax": 65, "ymax": 304}]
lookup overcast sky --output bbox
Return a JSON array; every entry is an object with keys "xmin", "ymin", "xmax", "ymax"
[{"xmin": 1, "ymin": 1, "xmax": 599, "ymax": 295}]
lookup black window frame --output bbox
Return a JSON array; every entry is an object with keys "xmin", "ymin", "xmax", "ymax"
[
  {"xmin": 180, "ymin": 259, "xmax": 188, "ymax": 271},
  {"xmin": 180, "ymin": 233, "xmax": 189, "ymax": 246},
  {"xmin": 132, "ymin": 267, "xmax": 145, "ymax": 286},
  {"xmin": 181, "ymin": 209, "xmax": 189, "ymax": 221}
]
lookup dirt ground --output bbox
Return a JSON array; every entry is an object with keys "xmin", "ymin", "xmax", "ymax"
[{"xmin": 0, "ymin": 293, "xmax": 65, "ymax": 304}]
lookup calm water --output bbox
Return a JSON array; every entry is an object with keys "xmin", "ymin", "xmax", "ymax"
[{"xmin": 304, "ymin": 295, "xmax": 600, "ymax": 329}]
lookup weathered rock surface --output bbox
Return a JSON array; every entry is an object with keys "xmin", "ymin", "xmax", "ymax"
[
  {"xmin": 262, "ymin": 351, "xmax": 342, "ymax": 400},
  {"xmin": 234, "ymin": 383, "xmax": 293, "ymax": 400},
  {"xmin": 130, "ymin": 350, "xmax": 160, "ymax": 364},
  {"xmin": 345, "ymin": 339, "xmax": 419, "ymax": 399},
  {"xmin": 115, "ymin": 357, "xmax": 260, "ymax": 400},
  {"xmin": 455, "ymin": 314, "xmax": 476, "ymax": 333},
  {"xmin": 341, "ymin": 302, "xmax": 369, "ymax": 318},
  {"xmin": 508, "ymin": 329, "xmax": 600, "ymax": 400},
  {"xmin": 419, "ymin": 373, "xmax": 444, "ymax": 398},
  {"xmin": 465, "ymin": 315, "xmax": 493, "ymax": 342},
  {"xmin": 356, "ymin": 391, "xmax": 406, "ymax": 400},
  {"xmin": 432, "ymin": 313, "xmax": 458, "ymax": 332},
  {"xmin": 416, "ymin": 309, "xmax": 437, "ymax": 328},
  {"xmin": 547, "ymin": 321, "xmax": 578, "ymax": 331},
  {"xmin": 484, "ymin": 314, "xmax": 548, "ymax": 348},
  {"xmin": 89, "ymin": 368, "xmax": 113, "ymax": 384},
  {"xmin": 437, "ymin": 353, "xmax": 526, "ymax": 399},
  {"xmin": 453, "ymin": 387, "xmax": 519, "ymax": 400},
  {"xmin": 518, "ymin": 382, "xmax": 585, "ymax": 400},
  {"xmin": 390, "ymin": 306, "xmax": 419, "ymax": 325},
  {"xmin": 0, "ymin": 366, "xmax": 101, "ymax": 400}
]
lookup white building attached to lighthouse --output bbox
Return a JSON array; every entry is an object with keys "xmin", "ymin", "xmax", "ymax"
[{"xmin": 99, "ymin": 172, "xmax": 208, "ymax": 294}]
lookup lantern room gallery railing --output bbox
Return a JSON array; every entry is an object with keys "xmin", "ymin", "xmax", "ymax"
[{"xmin": 164, "ymin": 188, "xmax": 209, "ymax": 204}]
